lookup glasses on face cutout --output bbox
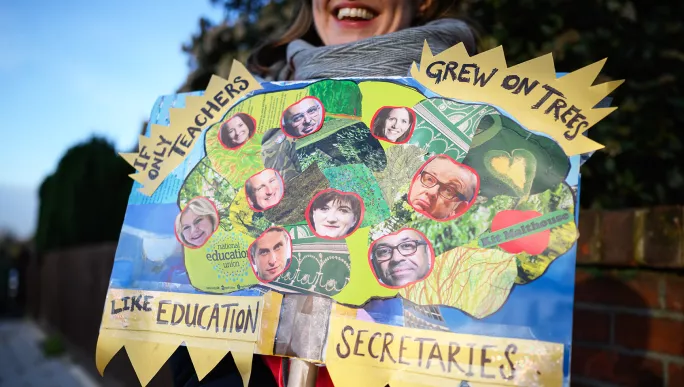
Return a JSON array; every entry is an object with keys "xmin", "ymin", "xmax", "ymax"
[
  {"xmin": 290, "ymin": 104, "xmax": 320, "ymax": 124},
  {"xmin": 418, "ymin": 171, "xmax": 469, "ymax": 202},
  {"xmin": 373, "ymin": 240, "xmax": 427, "ymax": 262}
]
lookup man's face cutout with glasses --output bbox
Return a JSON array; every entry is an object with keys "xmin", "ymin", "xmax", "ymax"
[
  {"xmin": 282, "ymin": 97, "xmax": 323, "ymax": 137},
  {"xmin": 371, "ymin": 229, "xmax": 432, "ymax": 287},
  {"xmin": 409, "ymin": 155, "xmax": 477, "ymax": 220}
]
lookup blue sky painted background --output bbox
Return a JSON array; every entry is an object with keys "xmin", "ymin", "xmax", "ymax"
[{"xmin": 0, "ymin": 0, "xmax": 224, "ymax": 238}]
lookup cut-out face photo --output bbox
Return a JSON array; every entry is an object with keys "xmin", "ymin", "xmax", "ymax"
[
  {"xmin": 370, "ymin": 228, "xmax": 433, "ymax": 288},
  {"xmin": 245, "ymin": 169, "xmax": 285, "ymax": 211},
  {"xmin": 306, "ymin": 189, "xmax": 364, "ymax": 240},
  {"xmin": 174, "ymin": 197, "xmax": 219, "ymax": 249},
  {"xmin": 219, "ymin": 113, "xmax": 256, "ymax": 149},
  {"xmin": 371, "ymin": 106, "xmax": 415, "ymax": 143},
  {"xmin": 409, "ymin": 154, "xmax": 479, "ymax": 221},
  {"xmin": 281, "ymin": 96, "xmax": 325, "ymax": 138},
  {"xmin": 248, "ymin": 227, "xmax": 292, "ymax": 283}
]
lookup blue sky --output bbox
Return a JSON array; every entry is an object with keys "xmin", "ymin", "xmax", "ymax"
[{"xmin": 0, "ymin": 0, "xmax": 225, "ymax": 238}]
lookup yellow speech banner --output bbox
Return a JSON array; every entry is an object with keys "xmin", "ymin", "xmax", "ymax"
[
  {"xmin": 120, "ymin": 61, "xmax": 263, "ymax": 196},
  {"xmin": 102, "ymin": 288, "xmax": 263, "ymax": 341},
  {"xmin": 411, "ymin": 42, "xmax": 621, "ymax": 156},
  {"xmin": 325, "ymin": 316, "xmax": 564, "ymax": 387},
  {"xmin": 97, "ymin": 289, "xmax": 278, "ymax": 386}
]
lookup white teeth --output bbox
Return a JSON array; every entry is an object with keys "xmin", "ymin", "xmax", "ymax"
[{"xmin": 337, "ymin": 7, "xmax": 375, "ymax": 20}]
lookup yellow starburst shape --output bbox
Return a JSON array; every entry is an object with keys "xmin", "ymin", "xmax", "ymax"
[
  {"xmin": 411, "ymin": 42, "xmax": 623, "ymax": 156},
  {"xmin": 120, "ymin": 61, "xmax": 263, "ymax": 196}
]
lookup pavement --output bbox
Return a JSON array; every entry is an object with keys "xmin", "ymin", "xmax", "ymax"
[{"xmin": 0, "ymin": 319, "xmax": 102, "ymax": 387}]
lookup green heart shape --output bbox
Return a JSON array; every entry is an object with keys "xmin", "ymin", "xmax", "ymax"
[{"xmin": 484, "ymin": 149, "xmax": 538, "ymax": 198}]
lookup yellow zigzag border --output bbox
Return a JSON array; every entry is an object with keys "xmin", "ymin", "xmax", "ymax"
[
  {"xmin": 120, "ymin": 61, "xmax": 263, "ymax": 196},
  {"xmin": 411, "ymin": 42, "xmax": 621, "ymax": 156},
  {"xmin": 96, "ymin": 291, "xmax": 283, "ymax": 387}
]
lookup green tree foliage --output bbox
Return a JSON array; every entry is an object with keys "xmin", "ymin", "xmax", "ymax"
[
  {"xmin": 35, "ymin": 137, "xmax": 132, "ymax": 253},
  {"xmin": 183, "ymin": 0, "xmax": 683, "ymax": 209},
  {"xmin": 180, "ymin": 0, "xmax": 295, "ymax": 92}
]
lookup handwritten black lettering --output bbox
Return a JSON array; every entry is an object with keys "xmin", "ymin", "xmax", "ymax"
[
  {"xmin": 368, "ymin": 332, "xmax": 381, "ymax": 359},
  {"xmin": 448, "ymin": 342, "xmax": 466, "ymax": 374},
  {"xmin": 414, "ymin": 337, "xmax": 435, "ymax": 367},
  {"xmin": 480, "ymin": 345, "xmax": 496, "ymax": 379},
  {"xmin": 157, "ymin": 300, "xmax": 171, "ymax": 324},
  {"xmin": 500, "ymin": 344, "xmax": 517, "ymax": 380},
  {"xmin": 398, "ymin": 335, "xmax": 411, "ymax": 366},
  {"xmin": 234, "ymin": 76, "xmax": 249, "ymax": 91},
  {"xmin": 427, "ymin": 342, "xmax": 446, "ymax": 372},
  {"xmin": 353, "ymin": 330, "xmax": 368, "ymax": 357},
  {"xmin": 531, "ymin": 85, "xmax": 565, "ymax": 110},
  {"xmin": 381, "ymin": 333, "xmax": 397, "ymax": 363},
  {"xmin": 200, "ymin": 101, "xmax": 220, "ymax": 120},
  {"xmin": 337, "ymin": 325, "xmax": 353, "ymax": 358},
  {"xmin": 214, "ymin": 90, "xmax": 228, "ymax": 107},
  {"xmin": 458, "ymin": 64, "xmax": 477, "ymax": 83}
]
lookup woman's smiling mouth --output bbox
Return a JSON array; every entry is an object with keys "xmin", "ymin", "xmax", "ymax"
[
  {"xmin": 336, "ymin": 7, "xmax": 376, "ymax": 21},
  {"xmin": 190, "ymin": 231, "xmax": 206, "ymax": 243}
]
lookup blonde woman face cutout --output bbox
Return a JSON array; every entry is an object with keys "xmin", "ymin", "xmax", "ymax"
[{"xmin": 180, "ymin": 209, "xmax": 214, "ymax": 247}]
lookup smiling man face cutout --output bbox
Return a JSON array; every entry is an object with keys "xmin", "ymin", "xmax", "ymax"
[{"xmin": 371, "ymin": 228, "xmax": 432, "ymax": 287}]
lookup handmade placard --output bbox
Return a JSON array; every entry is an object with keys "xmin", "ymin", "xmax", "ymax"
[{"xmin": 97, "ymin": 41, "xmax": 621, "ymax": 387}]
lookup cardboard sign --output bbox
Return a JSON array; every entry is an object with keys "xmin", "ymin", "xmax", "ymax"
[{"xmin": 98, "ymin": 42, "xmax": 621, "ymax": 387}]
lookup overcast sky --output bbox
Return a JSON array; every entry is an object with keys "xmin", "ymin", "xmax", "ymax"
[{"xmin": 0, "ymin": 0, "xmax": 224, "ymax": 239}]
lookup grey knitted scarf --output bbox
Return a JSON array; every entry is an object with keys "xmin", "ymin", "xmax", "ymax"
[{"xmin": 271, "ymin": 18, "xmax": 475, "ymax": 81}]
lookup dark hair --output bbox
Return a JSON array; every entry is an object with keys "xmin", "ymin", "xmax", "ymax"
[
  {"xmin": 246, "ymin": 0, "xmax": 469, "ymax": 78},
  {"xmin": 249, "ymin": 227, "xmax": 290, "ymax": 264},
  {"xmin": 219, "ymin": 113, "xmax": 255, "ymax": 149},
  {"xmin": 308, "ymin": 190, "xmax": 362, "ymax": 234},
  {"xmin": 372, "ymin": 107, "xmax": 415, "ymax": 143}
]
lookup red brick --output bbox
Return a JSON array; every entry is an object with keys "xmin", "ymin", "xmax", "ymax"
[
  {"xmin": 577, "ymin": 210, "xmax": 600, "ymax": 264},
  {"xmin": 573, "ymin": 309, "xmax": 612, "ymax": 344},
  {"xmin": 571, "ymin": 346, "xmax": 664, "ymax": 386},
  {"xmin": 643, "ymin": 207, "xmax": 684, "ymax": 268},
  {"xmin": 574, "ymin": 270, "xmax": 661, "ymax": 309},
  {"xmin": 669, "ymin": 363, "xmax": 684, "ymax": 387},
  {"xmin": 665, "ymin": 275, "xmax": 684, "ymax": 313},
  {"xmin": 601, "ymin": 210, "xmax": 637, "ymax": 266},
  {"xmin": 614, "ymin": 314, "xmax": 684, "ymax": 356}
]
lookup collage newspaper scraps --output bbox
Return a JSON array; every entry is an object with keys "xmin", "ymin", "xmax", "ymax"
[{"xmin": 96, "ymin": 43, "xmax": 622, "ymax": 387}]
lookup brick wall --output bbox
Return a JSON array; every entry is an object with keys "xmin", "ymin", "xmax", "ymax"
[{"xmin": 572, "ymin": 206, "xmax": 684, "ymax": 387}]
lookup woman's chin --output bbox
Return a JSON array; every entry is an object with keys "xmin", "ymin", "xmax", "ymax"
[
  {"xmin": 318, "ymin": 228, "xmax": 342, "ymax": 239},
  {"xmin": 325, "ymin": 27, "xmax": 377, "ymax": 46}
]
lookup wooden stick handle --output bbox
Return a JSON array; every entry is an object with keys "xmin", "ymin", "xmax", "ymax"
[{"xmin": 287, "ymin": 359, "xmax": 318, "ymax": 387}]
